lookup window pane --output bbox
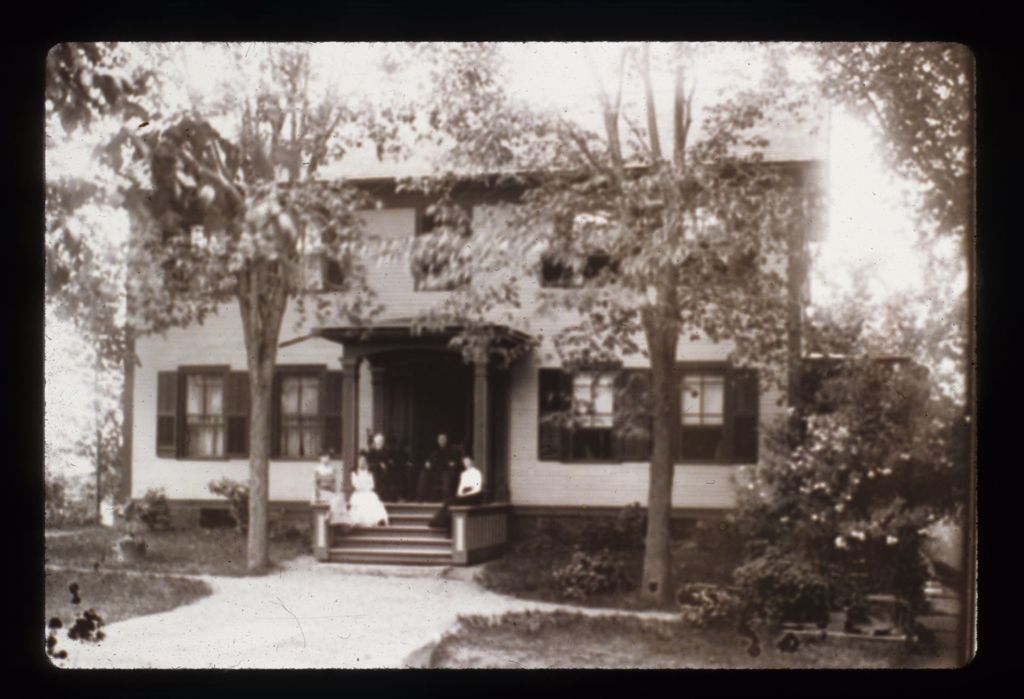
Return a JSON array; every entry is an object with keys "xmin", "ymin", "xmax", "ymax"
[
  {"xmin": 680, "ymin": 426, "xmax": 724, "ymax": 460},
  {"xmin": 186, "ymin": 375, "xmax": 204, "ymax": 416},
  {"xmin": 681, "ymin": 377, "xmax": 702, "ymax": 422},
  {"xmin": 281, "ymin": 377, "xmax": 299, "ymax": 415},
  {"xmin": 703, "ymin": 376, "xmax": 724, "ymax": 425},
  {"xmin": 300, "ymin": 377, "xmax": 319, "ymax": 415},
  {"xmin": 205, "ymin": 376, "xmax": 223, "ymax": 415},
  {"xmin": 593, "ymin": 374, "xmax": 614, "ymax": 426}
]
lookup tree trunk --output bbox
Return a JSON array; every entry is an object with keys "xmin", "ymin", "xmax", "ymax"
[
  {"xmin": 239, "ymin": 261, "xmax": 288, "ymax": 575},
  {"xmin": 246, "ymin": 352, "xmax": 275, "ymax": 573},
  {"xmin": 641, "ymin": 316, "xmax": 680, "ymax": 604}
]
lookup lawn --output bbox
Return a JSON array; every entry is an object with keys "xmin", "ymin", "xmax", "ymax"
[
  {"xmin": 476, "ymin": 535, "xmax": 741, "ymax": 612},
  {"xmin": 45, "ymin": 568, "xmax": 212, "ymax": 627},
  {"xmin": 45, "ymin": 525, "xmax": 310, "ymax": 577},
  {"xmin": 429, "ymin": 610, "xmax": 956, "ymax": 669}
]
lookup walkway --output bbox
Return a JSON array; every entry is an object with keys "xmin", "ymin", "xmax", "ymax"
[{"xmin": 59, "ymin": 556, "xmax": 678, "ymax": 669}]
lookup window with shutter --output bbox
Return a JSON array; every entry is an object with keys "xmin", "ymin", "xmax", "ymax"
[
  {"xmin": 679, "ymin": 370, "xmax": 726, "ymax": 460},
  {"xmin": 183, "ymin": 372, "xmax": 226, "ymax": 458},
  {"xmin": 676, "ymin": 365, "xmax": 759, "ymax": 463},
  {"xmin": 156, "ymin": 371, "xmax": 178, "ymax": 456}
]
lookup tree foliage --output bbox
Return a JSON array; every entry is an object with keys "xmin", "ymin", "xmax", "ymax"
[{"xmin": 414, "ymin": 43, "xmax": 822, "ymax": 602}]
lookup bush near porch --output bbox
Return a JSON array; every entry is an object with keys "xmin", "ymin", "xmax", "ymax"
[{"xmin": 476, "ymin": 511, "xmax": 743, "ymax": 612}]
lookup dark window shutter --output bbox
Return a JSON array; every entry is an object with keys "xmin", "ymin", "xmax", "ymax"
[
  {"xmin": 156, "ymin": 371, "xmax": 178, "ymax": 456},
  {"xmin": 615, "ymin": 369, "xmax": 652, "ymax": 461},
  {"xmin": 225, "ymin": 371, "xmax": 249, "ymax": 457},
  {"xmin": 270, "ymin": 371, "xmax": 282, "ymax": 458},
  {"xmin": 323, "ymin": 371, "xmax": 344, "ymax": 457},
  {"xmin": 728, "ymin": 368, "xmax": 760, "ymax": 463},
  {"xmin": 538, "ymin": 368, "xmax": 570, "ymax": 461}
]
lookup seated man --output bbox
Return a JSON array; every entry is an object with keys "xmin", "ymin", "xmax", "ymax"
[{"xmin": 428, "ymin": 456, "xmax": 484, "ymax": 532}]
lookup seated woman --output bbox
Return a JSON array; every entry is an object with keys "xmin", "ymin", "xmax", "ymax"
[
  {"xmin": 316, "ymin": 452, "xmax": 353, "ymax": 527},
  {"xmin": 348, "ymin": 451, "xmax": 389, "ymax": 527},
  {"xmin": 428, "ymin": 456, "xmax": 484, "ymax": 532}
]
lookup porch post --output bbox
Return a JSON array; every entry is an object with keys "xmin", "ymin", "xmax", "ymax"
[
  {"xmin": 493, "ymin": 367, "xmax": 512, "ymax": 503},
  {"xmin": 370, "ymin": 364, "xmax": 385, "ymax": 435},
  {"xmin": 472, "ymin": 357, "xmax": 490, "ymax": 489},
  {"xmin": 341, "ymin": 355, "xmax": 360, "ymax": 498}
]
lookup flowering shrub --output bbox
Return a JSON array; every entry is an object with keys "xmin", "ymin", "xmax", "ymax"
[
  {"xmin": 552, "ymin": 548, "xmax": 633, "ymax": 601},
  {"xmin": 207, "ymin": 478, "xmax": 249, "ymax": 533},
  {"xmin": 732, "ymin": 356, "xmax": 965, "ymax": 630},
  {"xmin": 676, "ymin": 583, "xmax": 745, "ymax": 629},
  {"xmin": 128, "ymin": 488, "xmax": 172, "ymax": 531}
]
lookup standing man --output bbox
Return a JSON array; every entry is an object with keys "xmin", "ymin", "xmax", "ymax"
[
  {"xmin": 417, "ymin": 433, "xmax": 461, "ymax": 502},
  {"xmin": 366, "ymin": 433, "xmax": 394, "ymax": 502}
]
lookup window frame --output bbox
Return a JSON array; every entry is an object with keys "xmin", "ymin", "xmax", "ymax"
[
  {"xmin": 272, "ymin": 365, "xmax": 328, "ymax": 462},
  {"xmin": 567, "ymin": 370, "xmax": 618, "ymax": 462},
  {"xmin": 177, "ymin": 365, "xmax": 231, "ymax": 462},
  {"xmin": 675, "ymin": 363, "xmax": 729, "ymax": 464}
]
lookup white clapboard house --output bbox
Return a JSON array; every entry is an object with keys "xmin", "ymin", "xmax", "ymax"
[{"xmin": 125, "ymin": 123, "xmax": 826, "ymax": 565}]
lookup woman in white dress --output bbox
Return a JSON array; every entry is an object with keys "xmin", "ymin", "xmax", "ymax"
[{"xmin": 348, "ymin": 451, "xmax": 389, "ymax": 527}]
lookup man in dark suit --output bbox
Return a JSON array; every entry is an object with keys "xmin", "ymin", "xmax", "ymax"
[{"xmin": 416, "ymin": 433, "xmax": 461, "ymax": 502}]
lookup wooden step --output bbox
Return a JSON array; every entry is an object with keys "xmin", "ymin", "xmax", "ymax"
[
  {"xmin": 335, "ymin": 538, "xmax": 451, "ymax": 553},
  {"xmin": 327, "ymin": 547, "xmax": 453, "ymax": 565},
  {"xmin": 341, "ymin": 526, "xmax": 450, "ymax": 541}
]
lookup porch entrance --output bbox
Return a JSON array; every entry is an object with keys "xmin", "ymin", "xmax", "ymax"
[{"xmin": 376, "ymin": 351, "xmax": 473, "ymax": 472}]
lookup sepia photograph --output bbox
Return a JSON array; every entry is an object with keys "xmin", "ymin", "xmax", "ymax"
[{"xmin": 43, "ymin": 41, "xmax": 974, "ymax": 669}]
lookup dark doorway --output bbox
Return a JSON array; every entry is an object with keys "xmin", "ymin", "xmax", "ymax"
[{"xmin": 379, "ymin": 352, "xmax": 473, "ymax": 464}]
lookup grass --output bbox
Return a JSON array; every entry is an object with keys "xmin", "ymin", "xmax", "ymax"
[
  {"xmin": 429, "ymin": 610, "xmax": 957, "ymax": 669},
  {"xmin": 45, "ymin": 568, "xmax": 212, "ymax": 627},
  {"xmin": 476, "ymin": 536, "xmax": 742, "ymax": 612},
  {"xmin": 45, "ymin": 524, "xmax": 311, "ymax": 577}
]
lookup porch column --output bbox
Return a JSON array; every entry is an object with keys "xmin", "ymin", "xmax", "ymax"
[
  {"xmin": 472, "ymin": 358, "xmax": 490, "ymax": 488},
  {"xmin": 341, "ymin": 355, "xmax": 360, "ymax": 497},
  {"xmin": 493, "ymin": 367, "xmax": 512, "ymax": 503},
  {"xmin": 370, "ymin": 364, "xmax": 385, "ymax": 436}
]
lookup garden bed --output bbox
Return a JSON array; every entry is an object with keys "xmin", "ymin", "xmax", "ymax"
[
  {"xmin": 428, "ymin": 610, "xmax": 955, "ymax": 669},
  {"xmin": 475, "ymin": 534, "xmax": 741, "ymax": 612}
]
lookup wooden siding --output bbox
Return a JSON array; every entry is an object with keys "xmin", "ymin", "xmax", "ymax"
[{"xmin": 132, "ymin": 201, "xmax": 793, "ymax": 509}]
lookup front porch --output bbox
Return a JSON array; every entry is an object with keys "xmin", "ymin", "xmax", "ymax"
[
  {"xmin": 309, "ymin": 321, "xmax": 528, "ymax": 565},
  {"xmin": 312, "ymin": 501, "xmax": 512, "ymax": 565}
]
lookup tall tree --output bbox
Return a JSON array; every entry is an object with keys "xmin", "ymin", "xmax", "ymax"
[
  {"xmin": 49, "ymin": 44, "xmax": 406, "ymax": 572},
  {"xmin": 419, "ymin": 43, "xmax": 819, "ymax": 603}
]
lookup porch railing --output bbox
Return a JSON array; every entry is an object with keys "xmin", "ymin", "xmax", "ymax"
[{"xmin": 450, "ymin": 502, "xmax": 511, "ymax": 564}]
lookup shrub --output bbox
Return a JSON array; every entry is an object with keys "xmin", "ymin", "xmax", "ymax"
[
  {"xmin": 733, "ymin": 549, "xmax": 831, "ymax": 628},
  {"xmin": 207, "ymin": 478, "xmax": 249, "ymax": 533},
  {"xmin": 132, "ymin": 488, "xmax": 172, "ymax": 531},
  {"xmin": 513, "ymin": 518, "xmax": 568, "ymax": 556},
  {"xmin": 45, "ymin": 473, "xmax": 95, "ymax": 528},
  {"xmin": 676, "ymin": 583, "xmax": 745, "ymax": 629},
  {"xmin": 579, "ymin": 503, "xmax": 646, "ymax": 551},
  {"xmin": 269, "ymin": 511, "xmax": 311, "ymax": 543},
  {"xmin": 552, "ymin": 548, "xmax": 633, "ymax": 601}
]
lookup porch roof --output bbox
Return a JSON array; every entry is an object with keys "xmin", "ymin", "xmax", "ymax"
[{"xmin": 310, "ymin": 318, "xmax": 534, "ymax": 354}]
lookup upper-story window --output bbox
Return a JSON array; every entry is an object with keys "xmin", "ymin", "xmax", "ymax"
[
  {"xmin": 413, "ymin": 203, "xmax": 473, "ymax": 291},
  {"xmin": 540, "ymin": 211, "xmax": 619, "ymax": 288}
]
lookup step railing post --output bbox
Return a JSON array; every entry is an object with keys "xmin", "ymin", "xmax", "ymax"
[{"xmin": 312, "ymin": 502, "xmax": 331, "ymax": 561}]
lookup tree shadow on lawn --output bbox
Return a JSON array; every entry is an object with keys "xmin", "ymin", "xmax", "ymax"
[{"xmin": 45, "ymin": 526, "xmax": 311, "ymax": 578}]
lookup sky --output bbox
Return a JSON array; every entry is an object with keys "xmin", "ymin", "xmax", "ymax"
[{"xmin": 45, "ymin": 43, "xmax": 959, "ymax": 482}]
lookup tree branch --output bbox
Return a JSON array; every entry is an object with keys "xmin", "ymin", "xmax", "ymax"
[{"xmin": 642, "ymin": 44, "xmax": 663, "ymax": 162}]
